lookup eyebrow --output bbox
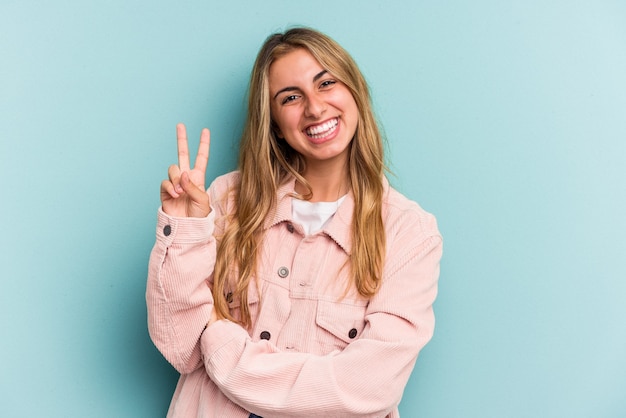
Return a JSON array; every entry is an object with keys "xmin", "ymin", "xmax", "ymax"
[{"xmin": 272, "ymin": 70, "xmax": 328, "ymax": 100}]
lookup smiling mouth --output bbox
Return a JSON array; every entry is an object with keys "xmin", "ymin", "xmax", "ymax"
[{"xmin": 304, "ymin": 118, "xmax": 339, "ymax": 139}]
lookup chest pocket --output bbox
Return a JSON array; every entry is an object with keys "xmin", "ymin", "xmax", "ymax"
[{"xmin": 315, "ymin": 299, "xmax": 368, "ymax": 352}]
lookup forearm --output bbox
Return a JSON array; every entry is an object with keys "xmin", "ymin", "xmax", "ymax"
[
  {"xmin": 200, "ymin": 234, "xmax": 441, "ymax": 417},
  {"xmin": 201, "ymin": 320, "xmax": 407, "ymax": 418},
  {"xmin": 146, "ymin": 208, "xmax": 216, "ymax": 374}
]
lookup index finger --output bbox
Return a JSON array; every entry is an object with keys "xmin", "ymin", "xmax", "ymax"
[
  {"xmin": 176, "ymin": 123, "xmax": 190, "ymax": 172},
  {"xmin": 194, "ymin": 128, "xmax": 211, "ymax": 174}
]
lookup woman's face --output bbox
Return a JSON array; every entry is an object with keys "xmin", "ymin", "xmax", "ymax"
[{"xmin": 268, "ymin": 48, "xmax": 359, "ymax": 167}]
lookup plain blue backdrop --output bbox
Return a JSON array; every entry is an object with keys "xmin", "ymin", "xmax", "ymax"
[{"xmin": 1, "ymin": 1, "xmax": 625, "ymax": 417}]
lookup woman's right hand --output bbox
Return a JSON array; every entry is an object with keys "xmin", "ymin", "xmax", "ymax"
[{"xmin": 160, "ymin": 123, "xmax": 211, "ymax": 218}]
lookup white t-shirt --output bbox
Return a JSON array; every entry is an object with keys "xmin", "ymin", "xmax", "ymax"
[{"xmin": 291, "ymin": 195, "xmax": 347, "ymax": 236}]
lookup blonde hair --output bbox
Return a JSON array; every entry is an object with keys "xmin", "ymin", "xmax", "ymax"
[{"xmin": 213, "ymin": 27, "xmax": 386, "ymax": 327}]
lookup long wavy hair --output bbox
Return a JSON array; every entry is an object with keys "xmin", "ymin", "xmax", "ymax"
[{"xmin": 212, "ymin": 27, "xmax": 386, "ymax": 327}]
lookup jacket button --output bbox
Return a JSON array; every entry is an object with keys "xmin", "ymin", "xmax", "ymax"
[
  {"xmin": 260, "ymin": 331, "xmax": 271, "ymax": 340},
  {"xmin": 277, "ymin": 267, "xmax": 289, "ymax": 278},
  {"xmin": 348, "ymin": 328, "xmax": 358, "ymax": 339},
  {"xmin": 286, "ymin": 223, "xmax": 295, "ymax": 233},
  {"xmin": 163, "ymin": 225, "xmax": 172, "ymax": 236}
]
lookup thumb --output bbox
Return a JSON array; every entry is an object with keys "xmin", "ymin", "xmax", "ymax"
[
  {"xmin": 179, "ymin": 172, "xmax": 206, "ymax": 203},
  {"xmin": 180, "ymin": 172, "xmax": 211, "ymax": 217}
]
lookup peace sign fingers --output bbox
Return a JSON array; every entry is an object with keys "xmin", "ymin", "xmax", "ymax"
[
  {"xmin": 176, "ymin": 123, "xmax": 211, "ymax": 177},
  {"xmin": 161, "ymin": 123, "xmax": 212, "ymax": 218}
]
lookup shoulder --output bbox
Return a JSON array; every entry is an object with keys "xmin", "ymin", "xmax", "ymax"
[
  {"xmin": 382, "ymin": 181, "xmax": 441, "ymax": 243},
  {"xmin": 381, "ymin": 183, "xmax": 443, "ymax": 276},
  {"xmin": 207, "ymin": 171, "xmax": 240, "ymax": 219},
  {"xmin": 208, "ymin": 171, "xmax": 240, "ymax": 193}
]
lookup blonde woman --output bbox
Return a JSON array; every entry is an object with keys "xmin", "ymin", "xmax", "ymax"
[{"xmin": 147, "ymin": 27, "xmax": 442, "ymax": 418}]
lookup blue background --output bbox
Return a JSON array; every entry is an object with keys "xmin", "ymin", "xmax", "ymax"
[{"xmin": 1, "ymin": 1, "xmax": 625, "ymax": 417}]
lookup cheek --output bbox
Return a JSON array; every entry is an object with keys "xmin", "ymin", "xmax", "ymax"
[
  {"xmin": 270, "ymin": 108, "xmax": 286, "ymax": 136},
  {"xmin": 344, "ymin": 98, "xmax": 359, "ymax": 126},
  {"xmin": 337, "ymin": 92, "xmax": 359, "ymax": 120},
  {"xmin": 274, "ymin": 110, "xmax": 300, "ymax": 134}
]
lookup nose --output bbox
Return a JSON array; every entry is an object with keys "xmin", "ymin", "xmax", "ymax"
[{"xmin": 304, "ymin": 93, "xmax": 326, "ymax": 119}]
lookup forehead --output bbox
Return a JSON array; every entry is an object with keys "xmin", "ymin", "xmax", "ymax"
[{"xmin": 268, "ymin": 48, "xmax": 325, "ymax": 89}]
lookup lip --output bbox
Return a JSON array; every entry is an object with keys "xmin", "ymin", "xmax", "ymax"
[{"xmin": 302, "ymin": 117, "xmax": 340, "ymax": 144}]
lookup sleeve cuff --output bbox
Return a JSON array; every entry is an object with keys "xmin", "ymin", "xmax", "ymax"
[
  {"xmin": 156, "ymin": 206, "xmax": 216, "ymax": 245},
  {"xmin": 201, "ymin": 320, "xmax": 250, "ymax": 363}
]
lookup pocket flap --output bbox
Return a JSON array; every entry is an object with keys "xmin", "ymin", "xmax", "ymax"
[{"xmin": 316, "ymin": 299, "xmax": 368, "ymax": 344}]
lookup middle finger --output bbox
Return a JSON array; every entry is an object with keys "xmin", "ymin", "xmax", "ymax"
[{"xmin": 194, "ymin": 128, "xmax": 211, "ymax": 174}]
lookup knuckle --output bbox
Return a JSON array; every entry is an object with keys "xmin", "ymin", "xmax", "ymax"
[{"xmin": 161, "ymin": 182, "xmax": 174, "ymax": 193}]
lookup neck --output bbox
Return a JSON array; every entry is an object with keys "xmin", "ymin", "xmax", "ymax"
[{"xmin": 296, "ymin": 159, "xmax": 350, "ymax": 202}]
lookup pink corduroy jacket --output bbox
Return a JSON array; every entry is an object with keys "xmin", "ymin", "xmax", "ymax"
[{"xmin": 147, "ymin": 171, "xmax": 442, "ymax": 418}]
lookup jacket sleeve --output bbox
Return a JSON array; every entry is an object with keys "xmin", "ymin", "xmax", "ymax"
[
  {"xmin": 200, "ymin": 215, "xmax": 442, "ymax": 418},
  {"xmin": 146, "ymin": 204, "xmax": 217, "ymax": 374}
]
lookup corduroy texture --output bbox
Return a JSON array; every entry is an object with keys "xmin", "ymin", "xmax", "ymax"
[{"xmin": 146, "ymin": 171, "xmax": 442, "ymax": 417}]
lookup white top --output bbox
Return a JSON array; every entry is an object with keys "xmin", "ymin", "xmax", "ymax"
[{"xmin": 291, "ymin": 195, "xmax": 347, "ymax": 236}]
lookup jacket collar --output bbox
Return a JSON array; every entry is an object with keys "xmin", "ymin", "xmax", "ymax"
[{"xmin": 263, "ymin": 177, "xmax": 356, "ymax": 255}]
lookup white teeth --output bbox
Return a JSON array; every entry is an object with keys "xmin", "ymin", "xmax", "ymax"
[{"xmin": 305, "ymin": 118, "xmax": 338, "ymax": 137}]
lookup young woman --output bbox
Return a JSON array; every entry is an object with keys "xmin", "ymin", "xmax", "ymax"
[{"xmin": 147, "ymin": 27, "xmax": 442, "ymax": 418}]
